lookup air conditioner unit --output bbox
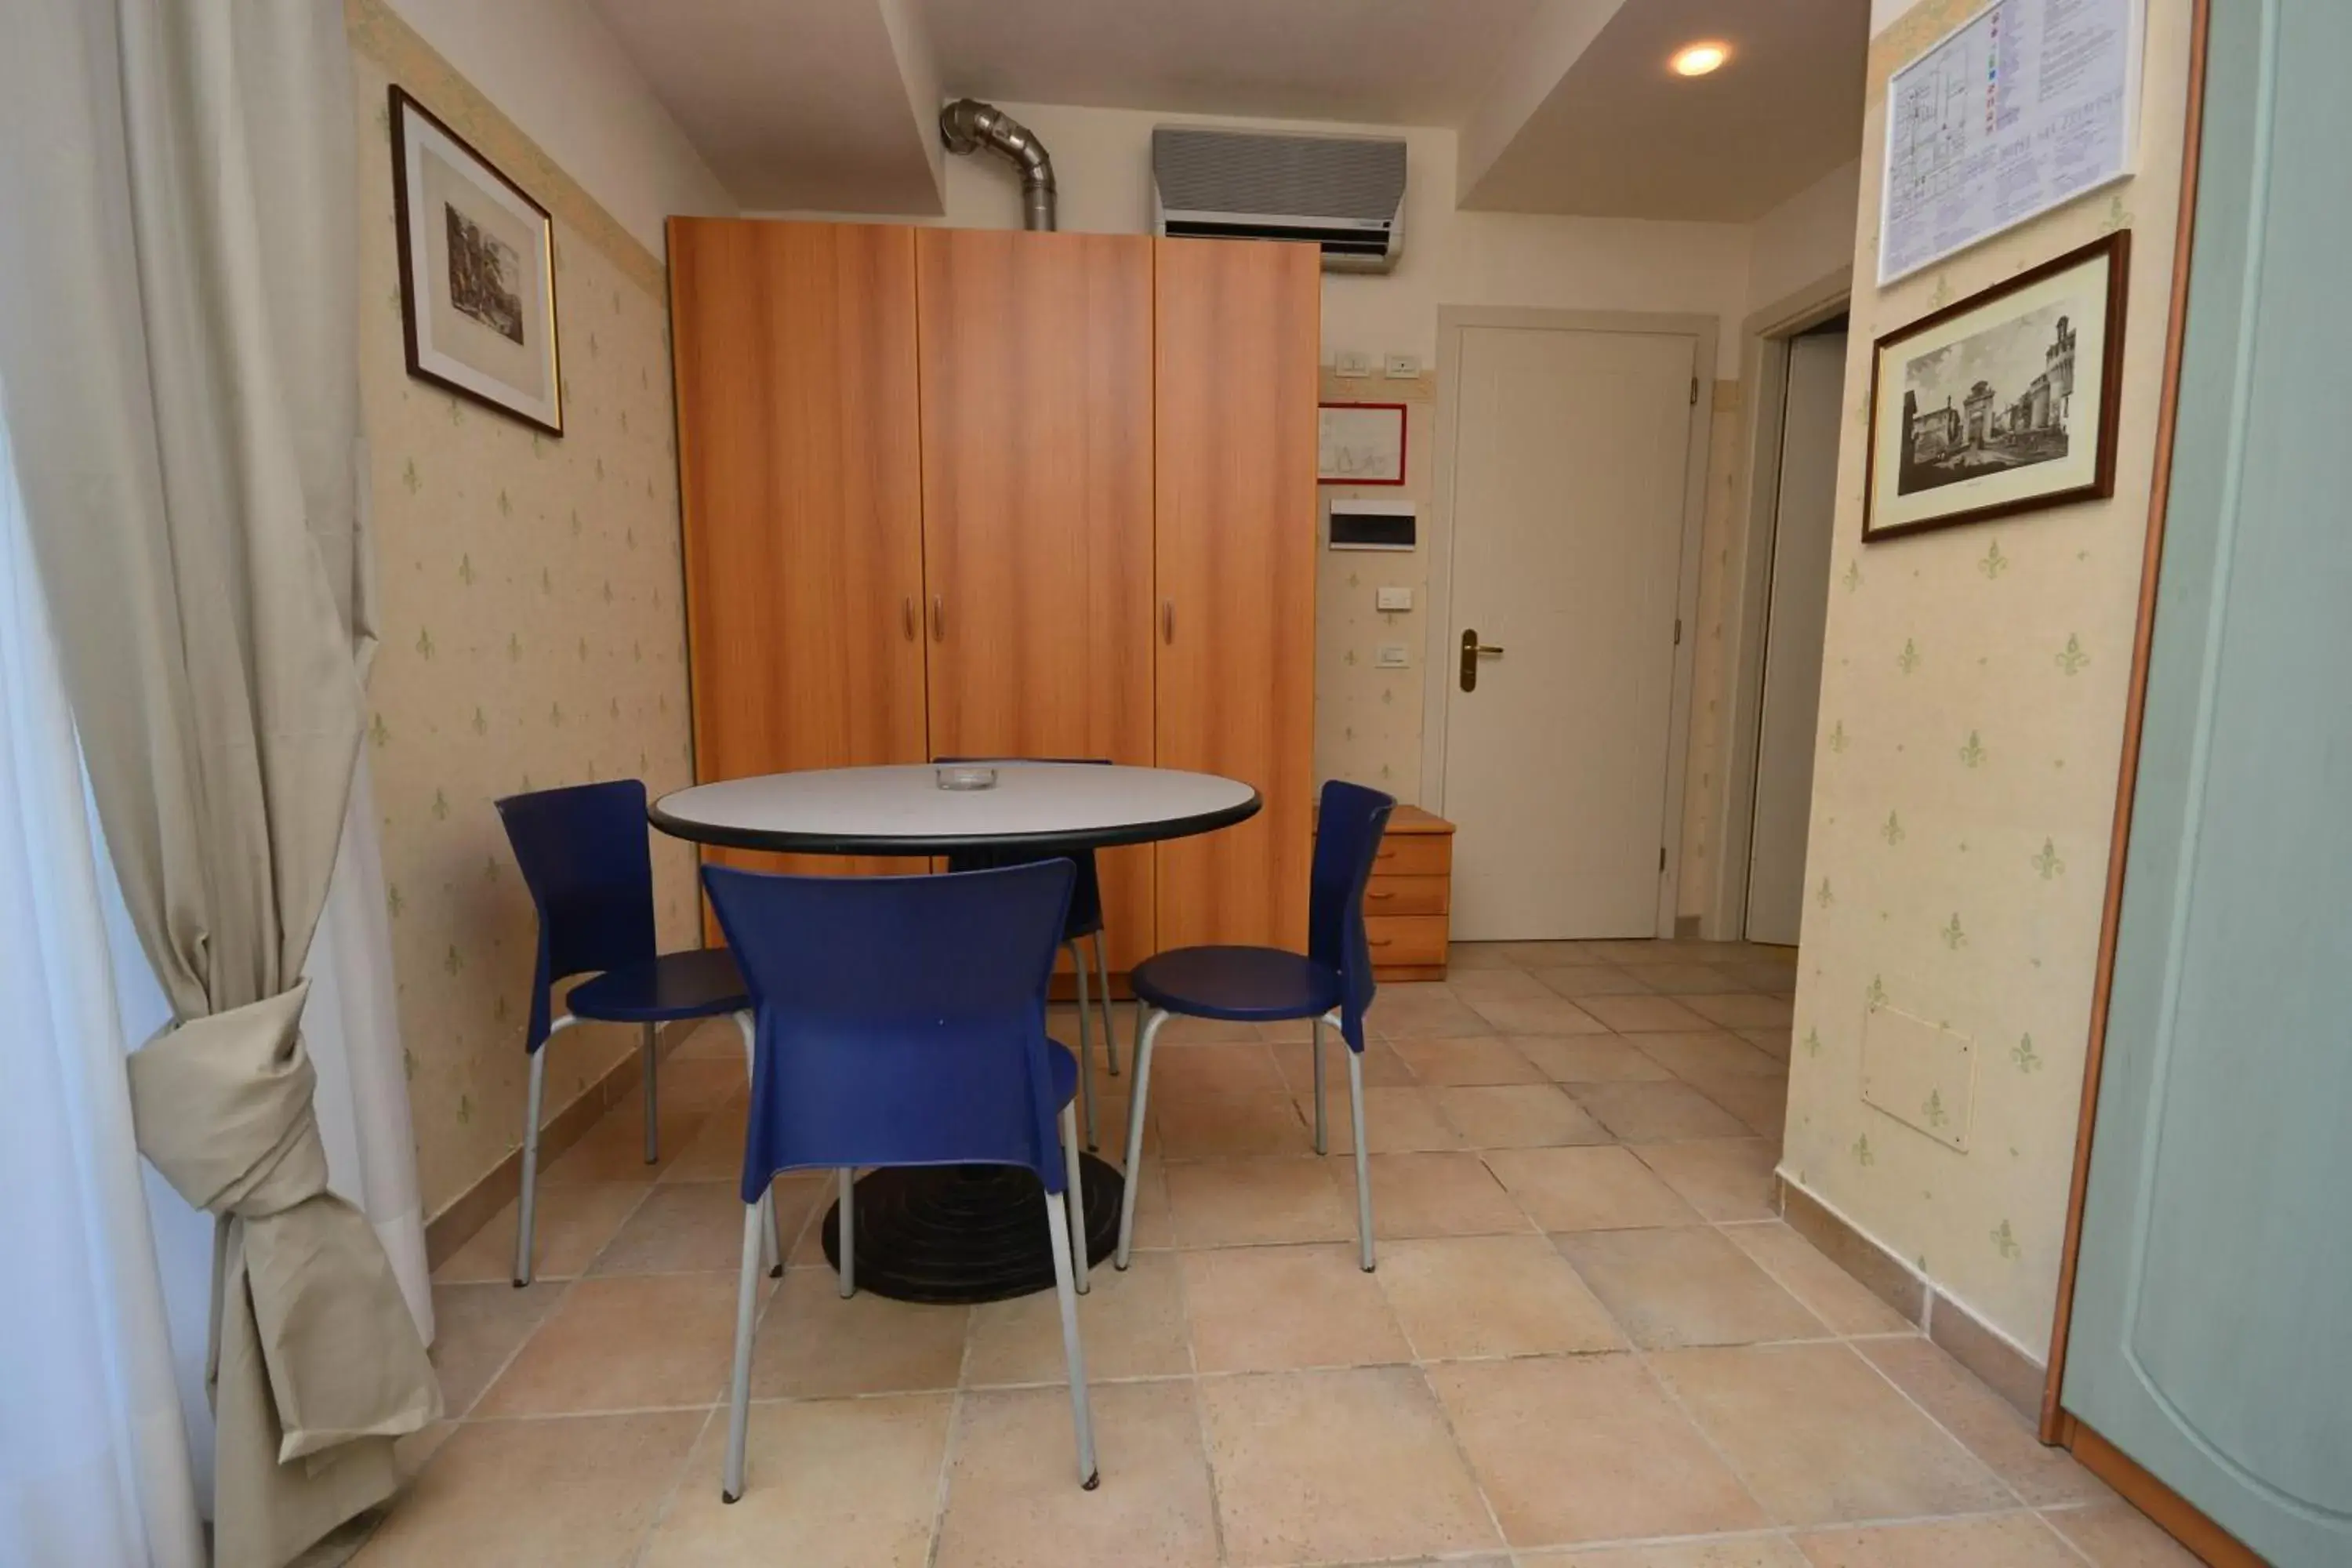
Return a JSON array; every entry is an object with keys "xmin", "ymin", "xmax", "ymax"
[{"xmin": 1152, "ymin": 127, "xmax": 1406, "ymax": 274}]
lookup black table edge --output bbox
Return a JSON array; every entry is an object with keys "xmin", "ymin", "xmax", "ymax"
[{"xmin": 646, "ymin": 785, "xmax": 1262, "ymax": 857}]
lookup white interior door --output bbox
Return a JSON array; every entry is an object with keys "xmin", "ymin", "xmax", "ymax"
[
  {"xmin": 1441, "ymin": 324, "xmax": 1696, "ymax": 940},
  {"xmin": 1744, "ymin": 328, "xmax": 1846, "ymax": 946}
]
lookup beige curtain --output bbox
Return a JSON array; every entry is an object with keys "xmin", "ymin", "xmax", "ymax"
[{"xmin": 0, "ymin": 5, "xmax": 438, "ymax": 1566}]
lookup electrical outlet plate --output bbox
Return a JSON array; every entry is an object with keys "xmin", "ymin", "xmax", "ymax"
[
  {"xmin": 1335, "ymin": 351, "xmax": 1375, "ymax": 378},
  {"xmin": 1375, "ymin": 643, "xmax": 1410, "ymax": 668},
  {"xmin": 1384, "ymin": 353, "xmax": 1420, "ymax": 378},
  {"xmin": 1376, "ymin": 586, "xmax": 1412, "ymax": 612}
]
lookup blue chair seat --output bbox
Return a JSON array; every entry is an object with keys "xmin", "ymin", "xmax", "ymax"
[
  {"xmin": 1130, "ymin": 946, "xmax": 1344, "ymax": 1023},
  {"xmin": 568, "ymin": 946, "xmax": 748, "ymax": 1025}
]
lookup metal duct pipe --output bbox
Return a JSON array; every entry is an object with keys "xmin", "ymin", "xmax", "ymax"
[{"xmin": 939, "ymin": 98, "xmax": 1057, "ymax": 230}]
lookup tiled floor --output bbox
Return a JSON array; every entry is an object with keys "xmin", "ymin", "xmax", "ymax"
[{"xmin": 347, "ymin": 940, "xmax": 2196, "ymax": 1568}]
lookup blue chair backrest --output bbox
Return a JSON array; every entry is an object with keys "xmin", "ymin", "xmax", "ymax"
[
  {"xmin": 495, "ymin": 779, "xmax": 658, "ymax": 1051},
  {"xmin": 703, "ymin": 860, "xmax": 1077, "ymax": 1203},
  {"xmin": 933, "ymin": 757, "xmax": 1107, "ymax": 936},
  {"xmin": 1307, "ymin": 779, "xmax": 1398, "ymax": 1051}
]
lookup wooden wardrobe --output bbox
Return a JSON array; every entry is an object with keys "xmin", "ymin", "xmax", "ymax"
[{"xmin": 668, "ymin": 219, "xmax": 1319, "ymax": 972}]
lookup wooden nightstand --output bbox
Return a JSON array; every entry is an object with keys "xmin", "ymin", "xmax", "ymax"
[{"xmin": 1363, "ymin": 805, "xmax": 1454, "ymax": 981}]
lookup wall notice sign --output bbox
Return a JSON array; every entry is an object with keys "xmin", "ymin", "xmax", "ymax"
[{"xmin": 1878, "ymin": 0, "xmax": 2143, "ymax": 286}]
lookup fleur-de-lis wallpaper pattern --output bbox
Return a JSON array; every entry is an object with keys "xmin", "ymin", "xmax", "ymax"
[
  {"xmin": 350, "ymin": 43, "xmax": 697, "ymax": 1218},
  {"xmin": 1778, "ymin": 0, "xmax": 2198, "ymax": 1357}
]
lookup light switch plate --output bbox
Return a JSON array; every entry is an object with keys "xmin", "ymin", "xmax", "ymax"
[
  {"xmin": 1335, "ymin": 351, "xmax": 1375, "ymax": 378},
  {"xmin": 1376, "ymin": 586, "xmax": 1413, "ymax": 612},
  {"xmin": 1375, "ymin": 643, "xmax": 1410, "ymax": 669},
  {"xmin": 1384, "ymin": 353, "xmax": 1421, "ymax": 378}
]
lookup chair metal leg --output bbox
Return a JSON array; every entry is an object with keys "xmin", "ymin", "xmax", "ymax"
[
  {"xmin": 514, "ymin": 1046, "xmax": 549, "ymax": 1287},
  {"xmin": 837, "ymin": 1167, "xmax": 857, "ymax": 1298},
  {"xmin": 720, "ymin": 1192, "xmax": 769, "ymax": 1504},
  {"xmin": 1113, "ymin": 1007, "xmax": 1167, "ymax": 1269},
  {"xmin": 734, "ymin": 1010, "xmax": 782, "ymax": 1275},
  {"xmin": 1091, "ymin": 931, "xmax": 1120, "ymax": 1077},
  {"xmin": 1310, "ymin": 1014, "xmax": 1328, "ymax": 1156},
  {"xmin": 1348, "ymin": 1045, "xmax": 1375, "ymax": 1271},
  {"xmin": 1043, "ymin": 1189, "xmax": 1101, "ymax": 1490},
  {"xmin": 1060, "ymin": 1102, "xmax": 1089, "ymax": 1295},
  {"xmin": 1069, "ymin": 941, "xmax": 1098, "ymax": 1150},
  {"xmin": 641, "ymin": 1022, "xmax": 660, "ymax": 1164}
]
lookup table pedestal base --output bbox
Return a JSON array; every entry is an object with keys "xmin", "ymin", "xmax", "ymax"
[{"xmin": 818, "ymin": 1156, "xmax": 1126, "ymax": 1305}]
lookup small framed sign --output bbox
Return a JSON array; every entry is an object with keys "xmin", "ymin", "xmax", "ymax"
[
  {"xmin": 1864, "ymin": 232, "xmax": 2129, "ymax": 542},
  {"xmin": 389, "ymin": 86, "xmax": 564, "ymax": 436},
  {"xmin": 1318, "ymin": 402, "xmax": 1407, "ymax": 485}
]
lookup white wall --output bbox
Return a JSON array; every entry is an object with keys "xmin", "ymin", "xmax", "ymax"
[
  {"xmin": 383, "ymin": 0, "xmax": 734, "ymax": 250},
  {"xmin": 766, "ymin": 100, "xmax": 1754, "ymax": 375},
  {"xmin": 1744, "ymin": 158, "xmax": 1860, "ymax": 314}
]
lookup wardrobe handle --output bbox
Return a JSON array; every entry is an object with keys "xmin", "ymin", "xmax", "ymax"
[
  {"xmin": 931, "ymin": 595, "xmax": 945, "ymax": 642},
  {"xmin": 1162, "ymin": 599, "xmax": 1174, "ymax": 644},
  {"xmin": 902, "ymin": 597, "xmax": 916, "ymax": 641}
]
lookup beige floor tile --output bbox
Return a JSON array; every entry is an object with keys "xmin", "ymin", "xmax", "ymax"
[
  {"xmin": 1634, "ymin": 964, "xmax": 1753, "ymax": 995},
  {"xmin": 1633, "ymin": 1031, "xmax": 1788, "ymax": 1080},
  {"xmin": 392, "ymin": 1420, "xmax": 454, "ymax": 1483},
  {"xmin": 1573, "ymin": 994, "xmax": 1718, "ymax": 1034},
  {"xmin": 1726, "ymin": 1224, "xmax": 1916, "ymax": 1337},
  {"xmin": 1147, "ymin": 1040, "xmax": 1288, "ymax": 1100},
  {"xmin": 1794, "ymin": 1513, "xmax": 2087, "ymax": 1566},
  {"xmin": 1556, "ymin": 1228, "xmax": 1828, "ymax": 1348},
  {"xmin": 1156, "ymin": 1092, "xmax": 1312, "ymax": 1159},
  {"xmin": 1446, "ymin": 965, "xmax": 1561, "ymax": 1000},
  {"xmin": 1631, "ymin": 1139, "xmax": 1782, "ymax": 1221},
  {"xmin": 1370, "ymin": 988, "xmax": 1497, "ymax": 1037},
  {"xmin": 1254, "ymin": 1016, "xmax": 1323, "ymax": 1043},
  {"xmin": 1344, "ymin": 1151, "xmax": 1532, "ymax": 1238},
  {"xmin": 658, "ymin": 1104, "xmax": 757, "ymax": 1183},
  {"xmin": 1271, "ymin": 1037, "xmax": 1420, "ymax": 1092},
  {"xmin": 748, "ymin": 1266, "xmax": 970, "ymax": 1398},
  {"xmin": 1183, "ymin": 1243, "xmax": 1412, "ymax": 1371},
  {"xmin": 1448, "ymin": 941, "xmax": 1522, "ymax": 969},
  {"xmin": 1430, "ymin": 1355, "xmax": 1766, "ymax": 1547},
  {"xmin": 1857, "ymin": 1339, "xmax": 2112, "ymax": 1505},
  {"xmin": 1523, "ymin": 1540, "xmax": 1810, "ymax": 1567},
  {"xmin": 644, "ymin": 1393, "xmax": 951, "ymax": 1568},
  {"xmin": 1684, "ymin": 993, "xmax": 1796, "ymax": 1029},
  {"xmin": 475, "ymin": 1272, "xmax": 743, "ymax": 1415},
  {"xmin": 1530, "ymin": 963, "xmax": 1657, "ymax": 997},
  {"xmin": 1493, "ymin": 939, "xmax": 1618, "ymax": 966},
  {"xmin": 1375, "ymin": 1234, "xmax": 1623, "ymax": 1358},
  {"xmin": 1297, "ymin": 1085, "xmax": 1464, "ymax": 1153},
  {"xmin": 1461, "ymin": 991, "xmax": 1613, "ymax": 1036},
  {"xmin": 1155, "ymin": 1013, "xmax": 1265, "ymax": 1044},
  {"xmin": 435, "ymin": 1182, "xmax": 648, "ymax": 1283},
  {"xmin": 937, "ymin": 1381, "xmax": 1221, "ymax": 1568},
  {"xmin": 425, "ymin": 1280, "xmax": 569, "ymax": 1417},
  {"xmin": 1486, "ymin": 1145, "xmax": 1703, "ymax": 1232},
  {"xmin": 1388, "ymin": 1035, "xmax": 1548, "ymax": 1084},
  {"xmin": 590, "ymin": 1178, "xmax": 824, "ymax": 1275},
  {"xmin": 1568, "ymin": 1080, "xmax": 1753, "ymax": 1142},
  {"xmin": 1514, "ymin": 1034, "xmax": 1678, "ymax": 1083},
  {"xmin": 1739, "ymin": 1027, "xmax": 1795, "ymax": 1062},
  {"xmin": 1125, "ymin": 1156, "xmax": 1175, "ymax": 1250},
  {"xmin": 1165, "ymin": 1156, "xmax": 1352, "ymax": 1248},
  {"xmin": 634, "ymin": 1055, "xmax": 755, "ymax": 1116},
  {"xmin": 1685, "ymin": 1071, "xmax": 1791, "ymax": 1141},
  {"xmin": 1435, "ymin": 1084, "xmax": 1610, "ymax": 1149},
  {"xmin": 539, "ymin": 1103, "xmax": 710, "ymax": 1184},
  {"xmin": 668, "ymin": 1017, "xmax": 746, "ymax": 1059},
  {"xmin": 1200, "ymin": 1367, "xmax": 1501, "ymax": 1566},
  {"xmin": 966, "ymin": 1250, "xmax": 1191, "ymax": 1385},
  {"xmin": 350, "ymin": 1412, "xmax": 702, "ymax": 1568},
  {"xmin": 1651, "ymin": 1342, "xmax": 2012, "ymax": 1526},
  {"xmin": 2038, "ymin": 1503, "xmax": 2205, "ymax": 1566}
]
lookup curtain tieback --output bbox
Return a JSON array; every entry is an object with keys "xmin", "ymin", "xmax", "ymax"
[{"xmin": 129, "ymin": 981, "xmax": 441, "ymax": 1464}]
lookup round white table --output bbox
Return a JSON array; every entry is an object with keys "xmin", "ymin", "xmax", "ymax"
[{"xmin": 648, "ymin": 761, "xmax": 1261, "ymax": 1303}]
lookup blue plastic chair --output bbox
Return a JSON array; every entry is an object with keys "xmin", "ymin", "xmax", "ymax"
[
  {"xmin": 935, "ymin": 757, "xmax": 1122, "ymax": 1148},
  {"xmin": 495, "ymin": 780, "xmax": 760, "ymax": 1287},
  {"xmin": 1115, "ymin": 780, "xmax": 1396, "ymax": 1271},
  {"xmin": 704, "ymin": 858, "xmax": 1098, "ymax": 1500}
]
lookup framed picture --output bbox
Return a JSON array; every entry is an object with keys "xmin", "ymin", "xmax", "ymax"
[
  {"xmin": 1318, "ymin": 402, "xmax": 1408, "ymax": 485},
  {"xmin": 389, "ymin": 86, "xmax": 563, "ymax": 436},
  {"xmin": 1863, "ymin": 231, "xmax": 2129, "ymax": 541}
]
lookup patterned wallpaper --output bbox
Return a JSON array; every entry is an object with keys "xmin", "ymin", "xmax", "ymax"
[
  {"xmin": 1678, "ymin": 380, "xmax": 1751, "ymax": 920},
  {"xmin": 1779, "ymin": 0, "xmax": 2196, "ymax": 1358},
  {"xmin": 348, "ymin": 26, "xmax": 698, "ymax": 1218}
]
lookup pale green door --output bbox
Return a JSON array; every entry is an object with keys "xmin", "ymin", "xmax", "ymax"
[{"xmin": 2060, "ymin": 4, "xmax": 2352, "ymax": 1563}]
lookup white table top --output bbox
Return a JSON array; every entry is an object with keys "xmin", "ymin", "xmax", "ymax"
[{"xmin": 649, "ymin": 763, "xmax": 1260, "ymax": 855}]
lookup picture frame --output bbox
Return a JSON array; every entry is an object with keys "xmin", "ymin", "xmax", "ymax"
[
  {"xmin": 1863, "ymin": 231, "xmax": 2129, "ymax": 542},
  {"xmin": 389, "ymin": 85, "xmax": 564, "ymax": 436},
  {"xmin": 1318, "ymin": 402, "xmax": 1408, "ymax": 485}
]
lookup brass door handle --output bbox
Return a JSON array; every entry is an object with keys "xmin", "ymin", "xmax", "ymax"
[
  {"xmin": 931, "ymin": 595, "xmax": 945, "ymax": 641},
  {"xmin": 1459, "ymin": 628, "xmax": 1504, "ymax": 691},
  {"xmin": 1162, "ymin": 598, "xmax": 1175, "ymax": 644},
  {"xmin": 902, "ymin": 597, "xmax": 916, "ymax": 641}
]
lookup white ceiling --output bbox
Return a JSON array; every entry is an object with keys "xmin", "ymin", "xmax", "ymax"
[{"xmin": 597, "ymin": 0, "xmax": 1868, "ymax": 222}]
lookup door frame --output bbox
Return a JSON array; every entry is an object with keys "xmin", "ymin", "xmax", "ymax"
[
  {"xmin": 1700, "ymin": 270, "xmax": 1853, "ymax": 942},
  {"xmin": 1420, "ymin": 306, "xmax": 1719, "ymax": 939}
]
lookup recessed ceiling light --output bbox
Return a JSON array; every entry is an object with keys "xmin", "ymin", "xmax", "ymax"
[{"xmin": 1671, "ymin": 41, "xmax": 1730, "ymax": 76}]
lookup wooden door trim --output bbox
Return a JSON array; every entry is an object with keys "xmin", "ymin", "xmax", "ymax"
[
  {"xmin": 2039, "ymin": 0, "xmax": 2213, "ymax": 1445},
  {"xmin": 1421, "ymin": 306, "xmax": 1719, "ymax": 938},
  {"xmin": 2061, "ymin": 1417, "xmax": 2267, "ymax": 1568}
]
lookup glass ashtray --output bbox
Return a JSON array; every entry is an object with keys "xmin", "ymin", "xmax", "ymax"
[{"xmin": 935, "ymin": 765, "xmax": 998, "ymax": 791}]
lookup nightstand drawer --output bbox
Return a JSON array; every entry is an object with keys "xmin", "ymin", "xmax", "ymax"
[
  {"xmin": 1370, "ymin": 835, "xmax": 1451, "ymax": 878},
  {"xmin": 1364, "ymin": 914, "xmax": 1450, "ymax": 970},
  {"xmin": 1361, "ymin": 874, "xmax": 1450, "ymax": 916}
]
